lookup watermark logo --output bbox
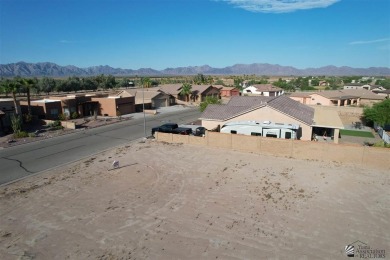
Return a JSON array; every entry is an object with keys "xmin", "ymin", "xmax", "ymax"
[
  {"xmin": 345, "ymin": 241, "xmax": 386, "ymax": 258},
  {"xmin": 345, "ymin": 244, "xmax": 354, "ymax": 257}
]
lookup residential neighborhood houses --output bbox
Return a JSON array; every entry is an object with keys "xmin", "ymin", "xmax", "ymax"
[{"xmin": 0, "ymin": 78, "xmax": 389, "ymax": 146}]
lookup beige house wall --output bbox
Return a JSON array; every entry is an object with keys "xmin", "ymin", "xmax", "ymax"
[
  {"xmin": 202, "ymin": 106, "xmax": 312, "ymax": 141},
  {"xmin": 156, "ymin": 132, "xmax": 390, "ymax": 171},
  {"xmin": 20, "ymin": 100, "xmax": 62, "ymax": 120},
  {"xmin": 309, "ymin": 94, "xmax": 334, "ymax": 106},
  {"xmin": 289, "ymin": 96, "xmax": 311, "ymax": 105},
  {"xmin": 91, "ymin": 97, "xmax": 135, "ymax": 117}
]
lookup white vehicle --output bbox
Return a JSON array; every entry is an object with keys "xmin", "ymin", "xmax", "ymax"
[{"xmin": 220, "ymin": 121, "xmax": 299, "ymax": 139}]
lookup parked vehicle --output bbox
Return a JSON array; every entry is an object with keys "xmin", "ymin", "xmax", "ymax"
[
  {"xmin": 178, "ymin": 125, "xmax": 206, "ymax": 137},
  {"xmin": 151, "ymin": 123, "xmax": 192, "ymax": 136},
  {"xmin": 220, "ymin": 121, "xmax": 299, "ymax": 139},
  {"xmin": 193, "ymin": 126, "xmax": 206, "ymax": 137}
]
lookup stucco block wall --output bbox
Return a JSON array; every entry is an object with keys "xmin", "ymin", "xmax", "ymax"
[
  {"xmin": 207, "ymin": 132, "xmax": 232, "ymax": 149},
  {"xmin": 172, "ymin": 134, "xmax": 190, "ymax": 143},
  {"xmin": 188, "ymin": 136, "xmax": 207, "ymax": 146},
  {"xmin": 231, "ymin": 134, "xmax": 258, "ymax": 152},
  {"xmin": 260, "ymin": 138, "xmax": 293, "ymax": 157},
  {"xmin": 156, "ymin": 132, "xmax": 390, "ymax": 170}
]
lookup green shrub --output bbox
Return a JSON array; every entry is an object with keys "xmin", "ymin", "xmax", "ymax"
[
  {"xmin": 48, "ymin": 120, "xmax": 61, "ymax": 128},
  {"xmin": 373, "ymin": 141, "xmax": 390, "ymax": 148},
  {"xmin": 71, "ymin": 112, "xmax": 79, "ymax": 119},
  {"xmin": 13, "ymin": 131, "xmax": 29, "ymax": 138},
  {"xmin": 58, "ymin": 114, "xmax": 67, "ymax": 121},
  {"xmin": 11, "ymin": 115, "xmax": 22, "ymax": 134}
]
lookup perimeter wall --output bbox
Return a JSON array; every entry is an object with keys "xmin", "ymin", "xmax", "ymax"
[{"xmin": 156, "ymin": 132, "xmax": 389, "ymax": 170}]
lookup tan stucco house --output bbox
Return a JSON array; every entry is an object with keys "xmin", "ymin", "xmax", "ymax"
[
  {"xmin": 158, "ymin": 84, "xmax": 220, "ymax": 103},
  {"xmin": 219, "ymin": 86, "xmax": 241, "ymax": 97},
  {"xmin": 289, "ymin": 89, "xmax": 386, "ymax": 107},
  {"xmin": 200, "ymin": 95, "xmax": 314, "ymax": 141},
  {"xmin": 117, "ymin": 89, "xmax": 174, "ymax": 109}
]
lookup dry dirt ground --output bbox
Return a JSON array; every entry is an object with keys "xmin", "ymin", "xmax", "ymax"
[{"xmin": 0, "ymin": 140, "xmax": 389, "ymax": 259}]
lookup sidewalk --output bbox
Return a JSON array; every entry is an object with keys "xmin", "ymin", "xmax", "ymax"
[{"xmin": 0, "ymin": 105, "xmax": 193, "ymax": 149}]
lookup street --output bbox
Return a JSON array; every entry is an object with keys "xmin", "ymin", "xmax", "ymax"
[{"xmin": 0, "ymin": 108, "xmax": 201, "ymax": 185}]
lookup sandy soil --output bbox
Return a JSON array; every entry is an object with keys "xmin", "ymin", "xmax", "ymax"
[{"xmin": 0, "ymin": 140, "xmax": 389, "ymax": 259}]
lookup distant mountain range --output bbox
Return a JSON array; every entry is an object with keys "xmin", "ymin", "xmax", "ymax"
[{"xmin": 1, "ymin": 61, "xmax": 389, "ymax": 77}]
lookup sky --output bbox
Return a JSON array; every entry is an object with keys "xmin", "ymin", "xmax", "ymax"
[{"xmin": 0, "ymin": 0, "xmax": 389, "ymax": 70}]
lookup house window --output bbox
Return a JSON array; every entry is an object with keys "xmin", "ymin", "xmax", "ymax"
[
  {"xmin": 251, "ymin": 132, "xmax": 261, "ymax": 136},
  {"xmin": 266, "ymin": 133, "xmax": 277, "ymax": 138},
  {"xmin": 285, "ymin": 132, "xmax": 292, "ymax": 139},
  {"xmin": 231, "ymin": 130, "xmax": 237, "ymax": 134},
  {"xmin": 50, "ymin": 108, "xmax": 59, "ymax": 115}
]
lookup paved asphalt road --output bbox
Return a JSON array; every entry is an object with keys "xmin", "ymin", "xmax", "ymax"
[{"xmin": 0, "ymin": 108, "xmax": 201, "ymax": 185}]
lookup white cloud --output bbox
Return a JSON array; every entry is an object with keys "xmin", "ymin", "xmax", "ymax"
[
  {"xmin": 349, "ymin": 38, "xmax": 390, "ymax": 45},
  {"xmin": 215, "ymin": 0, "xmax": 340, "ymax": 13}
]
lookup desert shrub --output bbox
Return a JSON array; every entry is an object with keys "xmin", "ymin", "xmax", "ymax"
[
  {"xmin": 13, "ymin": 131, "xmax": 29, "ymax": 138},
  {"xmin": 71, "ymin": 112, "xmax": 79, "ymax": 119},
  {"xmin": 11, "ymin": 115, "xmax": 22, "ymax": 134},
  {"xmin": 47, "ymin": 120, "xmax": 63, "ymax": 130},
  {"xmin": 373, "ymin": 141, "xmax": 390, "ymax": 148},
  {"xmin": 58, "ymin": 114, "xmax": 67, "ymax": 121}
]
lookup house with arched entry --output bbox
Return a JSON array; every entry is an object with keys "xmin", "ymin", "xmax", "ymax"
[
  {"xmin": 200, "ymin": 95, "xmax": 345, "ymax": 143},
  {"xmin": 289, "ymin": 89, "xmax": 386, "ymax": 107}
]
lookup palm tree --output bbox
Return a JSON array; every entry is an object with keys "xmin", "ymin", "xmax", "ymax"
[
  {"xmin": 1, "ymin": 79, "xmax": 21, "ymax": 115},
  {"xmin": 179, "ymin": 83, "xmax": 192, "ymax": 102},
  {"xmin": 141, "ymin": 77, "xmax": 151, "ymax": 88},
  {"xmin": 18, "ymin": 78, "xmax": 37, "ymax": 117}
]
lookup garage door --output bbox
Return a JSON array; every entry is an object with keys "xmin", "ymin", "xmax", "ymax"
[{"xmin": 154, "ymin": 99, "xmax": 167, "ymax": 107}]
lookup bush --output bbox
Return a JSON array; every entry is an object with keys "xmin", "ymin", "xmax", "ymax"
[
  {"xmin": 11, "ymin": 115, "xmax": 22, "ymax": 134},
  {"xmin": 373, "ymin": 141, "xmax": 390, "ymax": 148},
  {"xmin": 71, "ymin": 112, "xmax": 79, "ymax": 119},
  {"xmin": 47, "ymin": 120, "xmax": 63, "ymax": 130},
  {"xmin": 58, "ymin": 114, "xmax": 67, "ymax": 121},
  {"xmin": 13, "ymin": 131, "xmax": 29, "ymax": 138}
]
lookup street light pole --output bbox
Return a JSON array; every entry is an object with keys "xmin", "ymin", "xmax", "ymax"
[{"xmin": 142, "ymin": 81, "xmax": 146, "ymax": 137}]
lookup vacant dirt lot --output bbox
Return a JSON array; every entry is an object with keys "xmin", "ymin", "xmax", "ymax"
[{"xmin": 0, "ymin": 140, "xmax": 389, "ymax": 259}]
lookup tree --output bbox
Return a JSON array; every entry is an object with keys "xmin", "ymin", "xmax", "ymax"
[
  {"xmin": 233, "ymin": 76, "xmax": 244, "ymax": 89},
  {"xmin": 141, "ymin": 77, "xmax": 151, "ymax": 88},
  {"xmin": 199, "ymin": 96, "xmax": 221, "ymax": 112},
  {"xmin": 193, "ymin": 74, "xmax": 206, "ymax": 85},
  {"xmin": 81, "ymin": 77, "xmax": 97, "ymax": 91},
  {"xmin": 39, "ymin": 77, "xmax": 56, "ymax": 95},
  {"xmin": 118, "ymin": 77, "xmax": 130, "ymax": 88},
  {"xmin": 179, "ymin": 83, "xmax": 192, "ymax": 102},
  {"xmin": 105, "ymin": 75, "xmax": 117, "ymax": 89},
  {"xmin": 1, "ymin": 78, "xmax": 21, "ymax": 115},
  {"xmin": 18, "ymin": 77, "xmax": 38, "ymax": 117},
  {"xmin": 363, "ymin": 99, "xmax": 390, "ymax": 127},
  {"xmin": 376, "ymin": 78, "xmax": 390, "ymax": 89},
  {"xmin": 273, "ymin": 78, "xmax": 295, "ymax": 92}
]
